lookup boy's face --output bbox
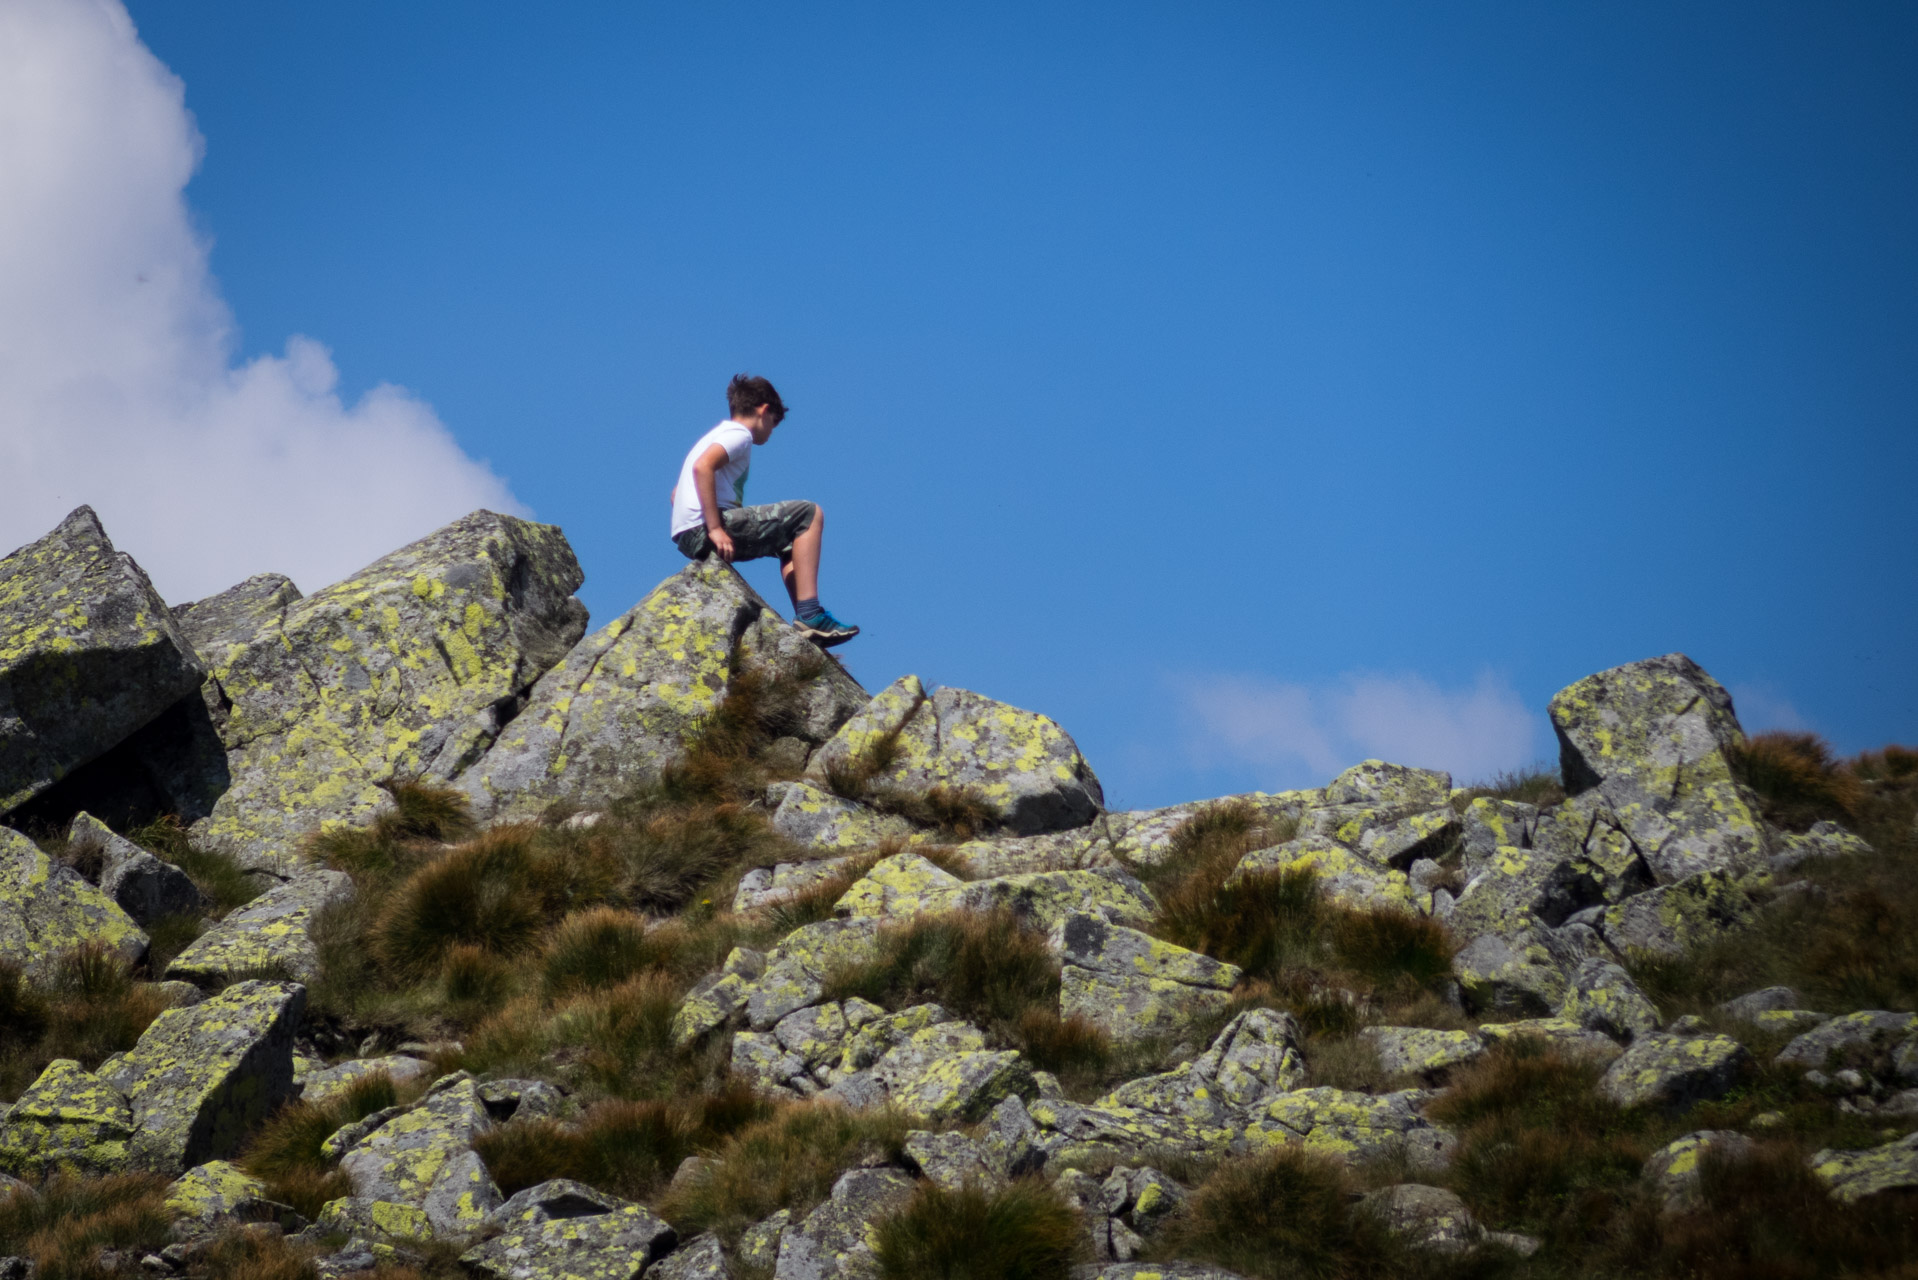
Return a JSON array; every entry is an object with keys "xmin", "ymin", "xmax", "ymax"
[{"xmin": 747, "ymin": 404, "xmax": 782, "ymax": 444}]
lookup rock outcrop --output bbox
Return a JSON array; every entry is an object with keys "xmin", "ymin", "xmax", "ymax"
[
  {"xmin": 0, "ymin": 507, "xmax": 204, "ymax": 816},
  {"xmin": 458, "ymin": 557, "xmax": 864, "ymax": 822},
  {"xmin": 0, "ymin": 824, "xmax": 149, "ymax": 978},
  {"xmin": 190, "ymin": 511, "xmax": 588, "ymax": 870}
]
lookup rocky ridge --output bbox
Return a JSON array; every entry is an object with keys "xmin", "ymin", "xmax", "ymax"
[{"xmin": 1, "ymin": 505, "xmax": 1914, "ymax": 1280}]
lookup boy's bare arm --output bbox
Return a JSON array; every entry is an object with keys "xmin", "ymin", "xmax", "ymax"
[{"xmin": 690, "ymin": 443, "xmax": 735, "ymax": 560}]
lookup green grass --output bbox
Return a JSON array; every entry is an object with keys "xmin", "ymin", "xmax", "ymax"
[{"xmin": 872, "ymin": 1179, "xmax": 1084, "ymax": 1280}]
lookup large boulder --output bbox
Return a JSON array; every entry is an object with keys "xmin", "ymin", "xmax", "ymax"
[
  {"xmin": 334, "ymin": 1075, "xmax": 504, "ymax": 1239},
  {"xmin": 1811, "ymin": 1131, "xmax": 1918, "ymax": 1203},
  {"xmin": 191, "ymin": 511, "xmax": 588, "ymax": 870},
  {"xmin": 0, "ymin": 507, "xmax": 204, "ymax": 816},
  {"xmin": 1548, "ymin": 654, "xmax": 1768, "ymax": 882},
  {"xmin": 1057, "ymin": 913, "xmax": 1240, "ymax": 1043},
  {"xmin": 0, "ymin": 825, "xmax": 148, "ymax": 978},
  {"xmin": 1595, "ymin": 1032, "xmax": 1749, "ymax": 1110},
  {"xmin": 164, "ymin": 868, "xmax": 353, "ymax": 986},
  {"xmin": 805, "ymin": 676, "xmax": 1104, "ymax": 836},
  {"xmin": 458, "ymin": 558, "xmax": 864, "ymax": 822},
  {"xmin": 1245, "ymin": 1088, "xmax": 1456, "ymax": 1170},
  {"xmin": 100, "ymin": 979, "xmax": 306, "ymax": 1173},
  {"xmin": 0, "ymin": 1058, "xmax": 134, "ymax": 1177}
]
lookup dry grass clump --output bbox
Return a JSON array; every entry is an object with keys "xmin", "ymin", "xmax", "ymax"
[
  {"xmin": 190, "ymin": 1228, "xmax": 321, "ymax": 1280},
  {"xmin": 0, "ymin": 947, "xmax": 170, "ymax": 1101},
  {"xmin": 1146, "ymin": 805, "xmax": 1455, "ymax": 1028},
  {"xmin": 820, "ymin": 908, "xmax": 1113, "ymax": 1086},
  {"xmin": 872, "ymin": 1178, "xmax": 1084, "ymax": 1280},
  {"xmin": 1730, "ymin": 732, "xmax": 1865, "ymax": 831},
  {"xmin": 1426, "ymin": 1042, "xmax": 1648, "ymax": 1244},
  {"xmin": 539, "ymin": 907, "xmax": 655, "ymax": 997},
  {"xmin": 1150, "ymin": 1144, "xmax": 1397, "ymax": 1280},
  {"xmin": 1450, "ymin": 764, "xmax": 1567, "ymax": 813},
  {"xmin": 656, "ymin": 1101, "xmax": 917, "ymax": 1244},
  {"xmin": 239, "ymin": 1069, "xmax": 409, "ymax": 1217},
  {"xmin": 0, "ymin": 1172, "xmax": 173, "ymax": 1280},
  {"xmin": 474, "ymin": 1084, "xmax": 770, "ymax": 1200}
]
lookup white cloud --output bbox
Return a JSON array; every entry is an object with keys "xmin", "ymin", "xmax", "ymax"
[
  {"xmin": 0, "ymin": 0, "xmax": 523, "ymax": 603},
  {"xmin": 1173, "ymin": 669, "xmax": 1546, "ymax": 789},
  {"xmin": 1728, "ymin": 682, "xmax": 1812, "ymax": 734}
]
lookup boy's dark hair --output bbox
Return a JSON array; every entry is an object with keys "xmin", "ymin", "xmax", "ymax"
[{"xmin": 727, "ymin": 374, "xmax": 787, "ymax": 421}]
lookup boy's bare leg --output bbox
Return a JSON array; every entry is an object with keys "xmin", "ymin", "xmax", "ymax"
[{"xmin": 780, "ymin": 503, "xmax": 824, "ymax": 606}]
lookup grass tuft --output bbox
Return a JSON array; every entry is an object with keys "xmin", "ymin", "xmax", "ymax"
[
  {"xmin": 1451, "ymin": 764, "xmax": 1566, "ymax": 812},
  {"xmin": 1730, "ymin": 732, "xmax": 1866, "ymax": 831},
  {"xmin": 1151, "ymin": 1144, "xmax": 1394, "ymax": 1280},
  {"xmin": 0, "ymin": 1172, "xmax": 173, "ymax": 1280},
  {"xmin": 239, "ymin": 1069, "xmax": 405, "ymax": 1217},
  {"xmin": 656, "ymin": 1102, "xmax": 917, "ymax": 1245},
  {"xmin": 540, "ymin": 907, "xmax": 655, "ymax": 997},
  {"xmin": 872, "ymin": 1178, "xmax": 1084, "ymax": 1280},
  {"xmin": 127, "ymin": 814, "xmax": 260, "ymax": 913}
]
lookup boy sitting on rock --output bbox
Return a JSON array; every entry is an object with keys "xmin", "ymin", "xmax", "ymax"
[{"xmin": 669, "ymin": 374, "xmax": 859, "ymax": 647}]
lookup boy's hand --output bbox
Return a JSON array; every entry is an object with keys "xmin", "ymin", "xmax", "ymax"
[{"xmin": 708, "ymin": 526, "xmax": 736, "ymax": 561}]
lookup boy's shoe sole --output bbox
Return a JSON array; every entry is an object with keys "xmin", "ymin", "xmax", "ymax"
[{"xmin": 798, "ymin": 622, "xmax": 859, "ymax": 648}]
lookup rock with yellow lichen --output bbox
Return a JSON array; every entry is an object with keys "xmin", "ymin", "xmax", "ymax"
[
  {"xmin": 1452, "ymin": 920, "xmax": 1599, "ymax": 1015},
  {"xmin": 191, "ymin": 510, "xmax": 588, "ymax": 871},
  {"xmin": 1247, "ymin": 1087, "xmax": 1456, "ymax": 1170},
  {"xmin": 1057, "ymin": 912, "xmax": 1241, "ymax": 1043},
  {"xmin": 1473, "ymin": 1016, "xmax": 1624, "ymax": 1062},
  {"xmin": 775, "ymin": 1166, "xmax": 916, "ymax": 1280},
  {"xmin": 833, "ymin": 851, "xmax": 966, "ymax": 919},
  {"xmin": 1359, "ymin": 1027, "xmax": 1486, "ymax": 1081},
  {"xmin": 459, "ymin": 557, "xmax": 863, "ymax": 824},
  {"xmin": 1558, "ymin": 957, "xmax": 1661, "ymax": 1041},
  {"xmin": 1810, "ymin": 1130, "xmax": 1918, "ymax": 1203},
  {"xmin": 165, "ymin": 1159, "xmax": 300, "ymax": 1229},
  {"xmin": 334, "ymin": 1074, "xmax": 502, "ymax": 1240},
  {"xmin": 806, "ymin": 677, "xmax": 1104, "ymax": 836},
  {"xmin": 163, "ymin": 868, "xmax": 352, "ymax": 986},
  {"xmin": 461, "ymin": 1191, "xmax": 676, "ymax": 1280},
  {"xmin": 1596, "ymin": 1031, "xmax": 1749, "ymax": 1110},
  {"xmin": 0, "ymin": 1058, "xmax": 134, "ymax": 1177},
  {"xmin": 1232, "ymin": 835, "xmax": 1419, "ymax": 915},
  {"xmin": 768, "ymin": 782, "xmax": 915, "ymax": 850},
  {"xmin": 1095, "ymin": 1009, "xmax": 1307, "ymax": 1125},
  {"xmin": 100, "ymin": 978, "xmax": 305, "ymax": 1173},
  {"xmin": 734, "ymin": 855, "xmax": 861, "ymax": 911},
  {"xmin": 953, "ymin": 867, "xmax": 1158, "ymax": 931},
  {"xmin": 1548, "ymin": 653, "xmax": 1770, "ymax": 883},
  {"xmin": 1360, "ymin": 1183, "xmax": 1481, "ymax": 1253},
  {"xmin": 1597, "ymin": 870, "xmax": 1753, "ymax": 958},
  {"xmin": 0, "ymin": 506, "xmax": 205, "ymax": 817},
  {"xmin": 0, "ymin": 825, "xmax": 149, "ymax": 979},
  {"xmin": 1641, "ymin": 1130, "xmax": 1754, "ymax": 1210}
]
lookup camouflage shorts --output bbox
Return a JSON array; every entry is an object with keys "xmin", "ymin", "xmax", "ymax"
[{"xmin": 673, "ymin": 499, "xmax": 817, "ymax": 562}]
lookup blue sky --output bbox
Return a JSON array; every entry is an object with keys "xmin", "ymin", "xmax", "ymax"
[{"xmin": 7, "ymin": 2, "xmax": 1915, "ymax": 810}]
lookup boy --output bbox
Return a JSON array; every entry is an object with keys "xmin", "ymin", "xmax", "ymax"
[{"xmin": 669, "ymin": 374, "xmax": 859, "ymax": 647}]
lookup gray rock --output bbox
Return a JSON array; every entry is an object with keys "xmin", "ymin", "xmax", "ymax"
[
  {"xmin": 979, "ymin": 1094, "xmax": 1044, "ymax": 1178},
  {"xmin": 1475, "ymin": 1017, "xmax": 1625, "ymax": 1061},
  {"xmin": 806, "ymin": 677, "xmax": 1104, "ymax": 836},
  {"xmin": 1598, "ymin": 872, "xmax": 1754, "ymax": 958},
  {"xmin": 478, "ymin": 1077, "xmax": 571, "ymax": 1123},
  {"xmin": 737, "ymin": 1211, "xmax": 790, "ymax": 1271},
  {"xmin": 767, "ymin": 782, "xmax": 915, "ymax": 852},
  {"xmin": 1102, "ymin": 1166, "xmax": 1187, "ymax": 1232},
  {"xmin": 65, "ymin": 811, "xmax": 206, "ymax": 927},
  {"xmin": 1596, "ymin": 1032, "xmax": 1749, "ymax": 1110},
  {"xmin": 298, "ymin": 1055, "xmax": 431, "ymax": 1107},
  {"xmin": 904, "ymin": 1129, "xmax": 999, "ymax": 1190},
  {"xmin": 1359, "ymin": 1027, "xmax": 1486, "ymax": 1080},
  {"xmin": 335, "ymin": 1076, "xmax": 503, "ymax": 1238},
  {"xmin": 1811, "ymin": 1130, "xmax": 1918, "ymax": 1203},
  {"xmin": 1642, "ymin": 1130, "xmax": 1754, "ymax": 1210},
  {"xmin": 459, "ymin": 558, "xmax": 862, "ymax": 824},
  {"xmin": 0, "ymin": 825, "xmax": 148, "ymax": 979},
  {"xmin": 652, "ymin": 1233, "xmax": 731, "ymax": 1280},
  {"xmin": 164, "ymin": 868, "xmax": 352, "ymax": 986},
  {"xmin": 192, "ymin": 510, "xmax": 588, "ymax": 871},
  {"xmin": 1460, "ymin": 797, "xmax": 1540, "ymax": 878},
  {"xmin": 462, "ymin": 1202, "xmax": 676, "ymax": 1279},
  {"xmin": 1360, "ymin": 1183, "xmax": 1479, "ymax": 1253},
  {"xmin": 1073, "ymin": 1267, "xmax": 1248, "ymax": 1280},
  {"xmin": 1718, "ymin": 987, "xmax": 1801, "ymax": 1019},
  {"xmin": 1057, "ymin": 913, "xmax": 1240, "ymax": 1043},
  {"xmin": 1548, "ymin": 654, "xmax": 1769, "ymax": 882},
  {"xmin": 100, "ymin": 979, "xmax": 305, "ymax": 1173},
  {"xmin": 1453, "ymin": 920, "xmax": 1597, "ymax": 1015},
  {"xmin": 1769, "ymin": 820, "xmax": 1874, "ymax": 871},
  {"xmin": 774, "ymin": 1166, "xmax": 915, "ymax": 1280},
  {"xmin": 483, "ymin": 1178, "xmax": 628, "ymax": 1230},
  {"xmin": 732, "ymin": 857, "xmax": 861, "ymax": 912},
  {"xmin": 1774, "ymin": 1011, "xmax": 1918, "ymax": 1071},
  {"xmin": 1322, "ymin": 761, "xmax": 1452, "ymax": 809},
  {"xmin": 0, "ymin": 1057, "xmax": 134, "ymax": 1177},
  {"xmin": 0, "ymin": 506, "xmax": 204, "ymax": 816},
  {"xmin": 1251, "ymin": 1088, "xmax": 1457, "ymax": 1170},
  {"xmin": 1098, "ymin": 1009, "xmax": 1308, "ymax": 1126},
  {"xmin": 1559, "ymin": 958, "xmax": 1661, "ymax": 1042}
]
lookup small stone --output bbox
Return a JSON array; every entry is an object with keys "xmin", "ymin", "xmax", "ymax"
[
  {"xmin": 1360, "ymin": 1183, "xmax": 1479, "ymax": 1253},
  {"xmin": 1642, "ymin": 1130, "xmax": 1754, "ymax": 1210}
]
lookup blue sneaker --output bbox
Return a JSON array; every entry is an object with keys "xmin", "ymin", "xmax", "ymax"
[{"xmin": 797, "ymin": 608, "xmax": 859, "ymax": 648}]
